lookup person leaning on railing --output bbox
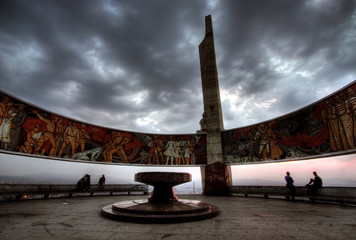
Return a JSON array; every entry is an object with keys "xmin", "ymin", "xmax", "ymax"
[{"xmin": 285, "ymin": 171, "xmax": 296, "ymax": 201}]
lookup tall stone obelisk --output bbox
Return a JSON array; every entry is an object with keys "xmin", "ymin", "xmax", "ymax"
[{"xmin": 198, "ymin": 15, "xmax": 231, "ymax": 195}]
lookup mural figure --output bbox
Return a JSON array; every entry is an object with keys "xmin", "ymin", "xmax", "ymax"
[
  {"xmin": 346, "ymin": 88, "xmax": 356, "ymax": 141},
  {"xmin": 174, "ymin": 137, "xmax": 182, "ymax": 164},
  {"xmin": 53, "ymin": 117, "xmax": 65, "ymax": 156},
  {"xmin": 0, "ymin": 99, "xmax": 16, "ymax": 150},
  {"xmin": 102, "ymin": 131, "xmax": 129, "ymax": 162},
  {"xmin": 9, "ymin": 103, "xmax": 27, "ymax": 151},
  {"xmin": 178, "ymin": 144, "xmax": 185, "ymax": 165},
  {"xmin": 33, "ymin": 111, "xmax": 57, "ymax": 156},
  {"xmin": 78, "ymin": 124, "xmax": 90, "ymax": 153},
  {"xmin": 19, "ymin": 124, "xmax": 44, "ymax": 154},
  {"xmin": 243, "ymin": 127, "xmax": 258, "ymax": 162},
  {"xmin": 164, "ymin": 136, "xmax": 176, "ymax": 165},
  {"xmin": 254, "ymin": 123, "xmax": 283, "ymax": 161},
  {"xmin": 334, "ymin": 94, "xmax": 354, "ymax": 149},
  {"xmin": 0, "ymin": 96, "xmax": 10, "ymax": 130},
  {"xmin": 57, "ymin": 121, "xmax": 80, "ymax": 157},
  {"xmin": 148, "ymin": 136, "xmax": 164, "ymax": 164},
  {"xmin": 323, "ymin": 100, "xmax": 342, "ymax": 151},
  {"xmin": 184, "ymin": 140, "xmax": 193, "ymax": 165}
]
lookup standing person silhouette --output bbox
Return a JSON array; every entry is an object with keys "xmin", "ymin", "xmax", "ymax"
[
  {"xmin": 83, "ymin": 174, "xmax": 91, "ymax": 192},
  {"xmin": 98, "ymin": 174, "xmax": 106, "ymax": 191},
  {"xmin": 285, "ymin": 171, "xmax": 296, "ymax": 201}
]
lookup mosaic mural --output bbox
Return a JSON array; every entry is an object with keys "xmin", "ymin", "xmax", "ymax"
[
  {"xmin": 222, "ymin": 81, "xmax": 356, "ymax": 163},
  {"xmin": 1, "ymin": 81, "xmax": 355, "ymax": 165},
  {"xmin": 0, "ymin": 91, "xmax": 207, "ymax": 165}
]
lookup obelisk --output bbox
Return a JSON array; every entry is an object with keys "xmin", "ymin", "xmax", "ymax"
[{"xmin": 198, "ymin": 15, "xmax": 231, "ymax": 195}]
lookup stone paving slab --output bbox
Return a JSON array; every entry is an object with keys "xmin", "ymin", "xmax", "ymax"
[{"xmin": 0, "ymin": 195, "xmax": 355, "ymax": 240}]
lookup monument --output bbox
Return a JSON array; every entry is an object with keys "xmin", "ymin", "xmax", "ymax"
[
  {"xmin": 198, "ymin": 15, "xmax": 231, "ymax": 195},
  {"xmin": 101, "ymin": 16, "xmax": 229, "ymax": 222},
  {"xmin": 1, "ymin": 14, "xmax": 356, "ymax": 199}
]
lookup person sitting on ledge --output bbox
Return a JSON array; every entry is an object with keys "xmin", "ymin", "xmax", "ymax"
[
  {"xmin": 77, "ymin": 175, "xmax": 86, "ymax": 192},
  {"xmin": 305, "ymin": 171, "xmax": 323, "ymax": 195}
]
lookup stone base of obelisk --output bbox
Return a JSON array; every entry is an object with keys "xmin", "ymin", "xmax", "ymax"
[{"xmin": 203, "ymin": 162, "xmax": 231, "ymax": 196}]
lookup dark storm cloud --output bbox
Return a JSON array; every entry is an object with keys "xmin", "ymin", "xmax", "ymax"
[
  {"xmin": 214, "ymin": 0, "xmax": 356, "ymax": 128},
  {"xmin": 0, "ymin": 0, "xmax": 212, "ymax": 133},
  {"xmin": 0, "ymin": 0, "xmax": 355, "ymax": 133},
  {"xmin": 216, "ymin": 0, "xmax": 356, "ymax": 89}
]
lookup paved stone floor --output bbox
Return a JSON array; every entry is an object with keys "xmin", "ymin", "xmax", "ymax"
[{"xmin": 0, "ymin": 194, "xmax": 355, "ymax": 240}]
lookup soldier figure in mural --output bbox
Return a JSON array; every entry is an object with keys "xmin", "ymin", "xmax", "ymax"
[
  {"xmin": 255, "ymin": 122, "xmax": 284, "ymax": 161},
  {"xmin": 19, "ymin": 124, "xmax": 44, "ymax": 154},
  {"xmin": 33, "ymin": 110, "xmax": 58, "ymax": 156},
  {"xmin": 323, "ymin": 100, "xmax": 342, "ymax": 151},
  {"xmin": 77, "ymin": 124, "xmax": 90, "ymax": 153},
  {"xmin": 244, "ymin": 126, "xmax": 258, "ymax": 162},
  {"xmin": 53, "ymin": 117, "xmax": 64, "ymax": 156},
  {"xmin": 148, "ymin": 136, "xmax": 164, "ymax": 164},
  {"xmin": 323, "ymin": 93, "xmax": 355, "ymax": 152},
  {"xmin": 346, "ymin": 88, "xmax": 356, "ymax": 137},
  {"xmin": 57, "ymin": 121, "xmax": 80, "ymax": 157},
  {"xmin": 334, "ymin": 94, "xmax": 354, "ymax": 150},
  {"xmin": 102, "ymin": 131, "xmax": 130, "ymax": 162}
]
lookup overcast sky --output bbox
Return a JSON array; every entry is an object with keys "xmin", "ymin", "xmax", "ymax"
[{"xmin": 1, "ymin": 0, "xmax": 356, "ymax": 134}]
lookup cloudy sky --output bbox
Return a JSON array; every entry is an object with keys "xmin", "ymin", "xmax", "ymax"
[{"xmin": 1, "ymin": 0, "xmax": 356, "ymax": 134}]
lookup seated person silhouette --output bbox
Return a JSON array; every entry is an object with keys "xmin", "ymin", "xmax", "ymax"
[{"xmin": 305, "ymin": 171, "xmax": 322, "ymax": 195}]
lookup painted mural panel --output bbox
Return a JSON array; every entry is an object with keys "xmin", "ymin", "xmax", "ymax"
[
  {"xmin": 222, "ymin": 81, "xmax": 356, "ymax": 163},
  {"xmin": 0, "ymin": 91, "xmax": 207, "ymax": 165}
]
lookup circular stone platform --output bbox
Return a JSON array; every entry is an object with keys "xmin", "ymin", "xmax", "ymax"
[{"xmin": 101, "ymin": 172, "xmax": 220, "ymax": 223}]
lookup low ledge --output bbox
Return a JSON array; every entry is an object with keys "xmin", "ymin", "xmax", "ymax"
[
  {"xmin": 229, "ymin": 186, "xmax": 356, "ymax": 204},
  {"xmin": 0, "ymin": 184, "xmax": 148, "ymax": 200}
]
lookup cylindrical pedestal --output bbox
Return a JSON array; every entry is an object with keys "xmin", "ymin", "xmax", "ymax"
[
  {"xmin": 101, "ymin": 172, "xmax": 220, "ymax": 223},
  {"xmin": 135, "ymin": 172, "xmax": 191, "ymax": 203},
  {"xmin": 149, "ymin": 183, "xmax": 177, "ymax": 203}
]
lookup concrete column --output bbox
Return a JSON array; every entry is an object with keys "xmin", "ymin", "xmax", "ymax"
[{"xmin": 198, "ymin": 15, "xmax": 231, "ymax": 195}]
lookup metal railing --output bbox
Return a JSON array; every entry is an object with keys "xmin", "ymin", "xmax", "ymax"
[
  {"xmin": 229, "ymin": 186, "xmax": 356, "ymax": 204},
  {"xmin": 0, "ymin": 184, "xmax": 148, "ymax": 201}
]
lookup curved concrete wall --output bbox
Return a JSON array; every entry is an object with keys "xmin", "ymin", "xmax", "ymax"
[
  {"xmin": 0, "ymin": 90, "xmax": 207, "ymax": 165},
  {"xmin": 1, "ymin": 80, "xmax": 355, "ymax": 165},
  {"xmin": 222, "ymin": 80, "xmax": 356, "ymax": 163}
]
